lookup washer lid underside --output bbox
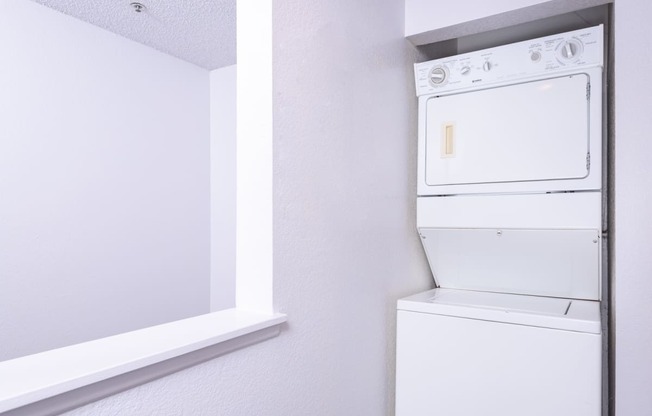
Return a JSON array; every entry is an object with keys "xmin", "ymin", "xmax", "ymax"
[{"xmin": 418, "ymin": 227, "xmax": 601, "ymax": 301}]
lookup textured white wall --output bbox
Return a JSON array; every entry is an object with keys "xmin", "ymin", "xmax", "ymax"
[
  {"xmin": 614, "ymin": 0, "xmax": 652, "ymax": 413},
  {"xmin": 64, "ymin": 0, "xmax": 432, "ymax": 414},
  {"xmin": 0, "ymin": 0, "xmax": 210, "ymax": 361},
  {"xmin": 210, "ymin": 65, "xmax": 237, "ymax": 311}
]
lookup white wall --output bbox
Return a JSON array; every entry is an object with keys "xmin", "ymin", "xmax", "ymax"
[
  {"xmin": 64, "ymin": 0, "xmax": 432, "ymax": 414},
  {"xmin": 0, "ymin": 0, "xmax": 210, "ymax": 361},
  {"xmin": 614, "ymin": 0, "xmax": 652, "ymax": 413},
  {"xmin": 210, "ymin": 65, "xmax": 237, "ymax": 311}
]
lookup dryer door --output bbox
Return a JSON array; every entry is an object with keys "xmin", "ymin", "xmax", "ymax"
[{"xmin": 423, "ymin": 74, "xmax": 591, "ymax": 190}]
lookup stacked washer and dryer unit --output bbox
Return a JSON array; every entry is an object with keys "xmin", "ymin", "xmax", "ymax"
[{"xmin": 396, "ymin": 26, "xmax": 605, "ymax": 415}]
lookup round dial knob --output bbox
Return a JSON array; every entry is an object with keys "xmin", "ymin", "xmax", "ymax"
[
  {"xmin": 429, "ymin": 66, "xmax": 448, "ymax": 85},
  {"xmin": 483, "ymin": 61, "xmax": 492, "ymax": 72},
  {"xmin": 530, "ymin": 51, "xmax": 542, "ymax": 62},
  {"xmin": 557, "ymin": 39, "xmax": 583, "ymax": 62}
]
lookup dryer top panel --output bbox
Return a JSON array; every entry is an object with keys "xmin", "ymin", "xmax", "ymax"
[{"xmin": 414, "ymin": 24, "xmax": 603, "ymax": 97}]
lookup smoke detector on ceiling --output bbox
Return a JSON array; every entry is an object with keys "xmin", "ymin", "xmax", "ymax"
[{"xmin": 130, "ymin": 2, "xmax": 147, "ymax": 13}]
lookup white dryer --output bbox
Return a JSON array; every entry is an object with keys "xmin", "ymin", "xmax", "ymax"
[
  {"xmin": 414, "ymin": 27, "xmax": 603, "ymax": 197},
  {"xmin": 396, "ymin": 25, "xmax": 605, "ymax": 416}
]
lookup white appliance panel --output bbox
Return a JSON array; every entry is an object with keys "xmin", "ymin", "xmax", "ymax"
[
  {"xmin": 417, "ymin": 192, "xmax": 602, "ymax": 230},
  {"xmin": 425, "ymin": 74, "xmax": 590, "ymax": 187},
  {"xmin": 395, "ymin": 310, "xmax": 602, "ymax": 416},
  {"xmin": 414, "ymin": 25, "xmax": 604, "ymax": 97},
  {"xmin": 419, "ymin": 228, "xmax": 601, "ymax": 300}
]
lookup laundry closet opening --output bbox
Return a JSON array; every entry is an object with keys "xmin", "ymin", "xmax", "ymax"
[{"xmin": 397, "ymin": 3, "xmax": 613, "ymax": 414}]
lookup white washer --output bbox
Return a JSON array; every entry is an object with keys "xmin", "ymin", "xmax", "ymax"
[
  {"xmin": 397, "ymin": 25, "xmax": 605, "ymax": 416},
  {"xmin": 396, "ymin": 289, "xmax": 601, "ymax": 415}
]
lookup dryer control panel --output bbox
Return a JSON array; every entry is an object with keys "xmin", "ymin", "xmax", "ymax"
[{"xmin": 414, "ymin": 25, "xmax": 603, "ymax": 96}]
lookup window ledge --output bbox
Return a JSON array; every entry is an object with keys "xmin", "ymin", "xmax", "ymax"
[{"xmin": 0, "ymin": 309, "xmax": 286, "ymax": 414}]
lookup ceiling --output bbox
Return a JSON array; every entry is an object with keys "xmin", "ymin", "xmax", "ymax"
[{"xmin": 30, "ymin": 0, "xmax": 236, "ymax": 70}]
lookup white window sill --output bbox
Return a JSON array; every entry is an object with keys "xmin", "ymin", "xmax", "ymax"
[{"xmin": 0, "ymin": 308, "xmax": 286, "ymax": 414}]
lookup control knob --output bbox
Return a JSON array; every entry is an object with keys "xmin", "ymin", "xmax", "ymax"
[
  {"xmin": 557, "ymin": 39, "xmax": 583, "ymax": 62},
  {"xmin": 429, "ymin": 66, "xmax": 448, "ymax": 86},
  {"xmin": 483, "ymin": 61, "xmax": 492, "ymax": 72}
]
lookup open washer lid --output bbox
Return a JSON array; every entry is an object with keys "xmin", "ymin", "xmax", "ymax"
[
  {"xmin": 418, "ymin": 227, "xmax": 601, "ymax": 301},
  {"xmin": 397, "ymin": 288, "xmax": 601, "ymax": 334}
]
